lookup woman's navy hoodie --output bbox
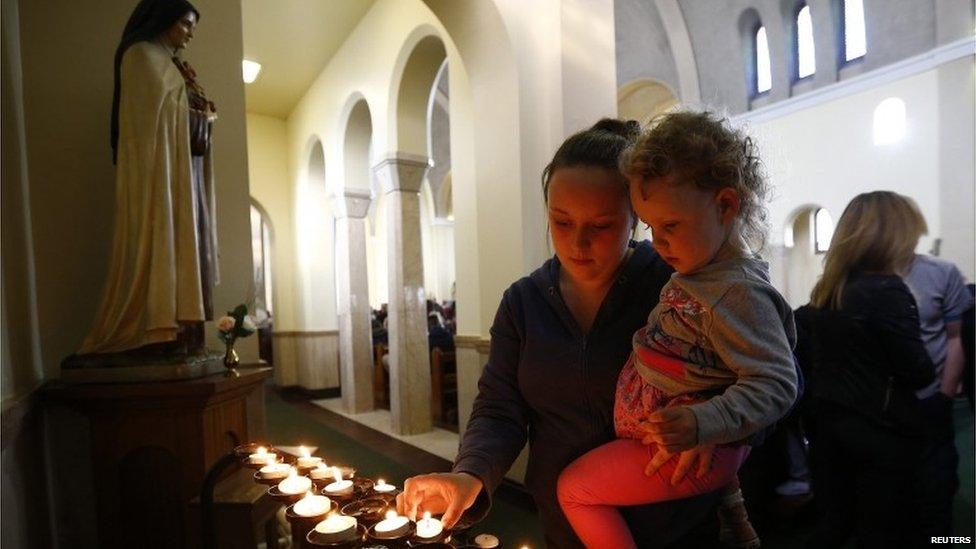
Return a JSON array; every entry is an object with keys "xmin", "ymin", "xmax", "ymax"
[{"xmin": 453, "ymin": 241, "xmax": 719, "ymax": 547}]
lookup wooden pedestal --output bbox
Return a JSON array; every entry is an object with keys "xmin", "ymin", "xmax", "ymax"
[{"xmin": 43, "ymin": 367, "xmax": 271, "ymax": 548}]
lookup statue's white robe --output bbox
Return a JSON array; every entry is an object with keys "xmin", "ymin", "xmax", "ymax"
[{"xmin": 80, "ymin": 41, "xmax": 217, "ymax": 354}]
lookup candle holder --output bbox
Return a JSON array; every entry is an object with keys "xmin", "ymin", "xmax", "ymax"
[
  {"xmin": 306, "ymin": 524, "xmax": 368, "ymax": 548},
  {"xmin": 285, "ymin": 500, "xmax": 340, "ymax": 549},
  {"xmin": 242, "ymin": 445, "xmax": 281, "ymax": 469},
  {"xmin": 322, "ymin": 477, "xmax": 372, "ymax": 505},
  {"xmin": 310, "ymin": 466, "xmax": 357, "ymax": 486},
  {"xmin": 408, "ymin": 531, "xmax": 451, "ymax": 546},
  {"xmin": 366, "ymin": 516, "xmax": 415, "ymax": 547},
  {"xmin": 340, "ymin": 497, "xmax": 392, "ymax": 528},
  {"xmin": 268, "ymin": 484, "xmax": 315, "ymax": 505},
  {"xmin": 369, "ymin": 480, "xmax": 400, "ymax": 503},
  {"xmin": 253, "ymin": 467, "xmax": 291, "ymax": 486}
]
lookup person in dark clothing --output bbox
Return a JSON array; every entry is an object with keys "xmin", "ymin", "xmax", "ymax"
[
  {"xmin": 794, "ymin": 191, "xmax": 936, "ymax": 548},
  {"xmin": 397, "ymin": 120, "xmax": 721, "ymax": 548},
  {"xmin": 963, "ymin": 284, "xmax": 975, "ymax": 408},
  {"xmin": 427, "ymin": 313, "xmax": 454, "ymax": 353}
]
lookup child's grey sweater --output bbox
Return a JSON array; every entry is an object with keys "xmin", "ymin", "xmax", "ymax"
[{"xmin": 634, "ymin": 255, "xmax": 799, "ymax": 445}]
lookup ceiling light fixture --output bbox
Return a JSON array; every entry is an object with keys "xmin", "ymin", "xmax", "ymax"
[{"xmin": 242, "ymin": 59, "xmax": 262, "ymax": 84}]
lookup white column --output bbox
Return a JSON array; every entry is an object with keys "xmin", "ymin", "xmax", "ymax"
[
  {"xmin": 332, "ymin": 188, "xmax": 374, "ymax": 413},
  {"xmin": 372, "ymin": 153, "xmax": 432, "ymax": 435}
]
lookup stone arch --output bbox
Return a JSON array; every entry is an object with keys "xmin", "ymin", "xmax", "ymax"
[
  {"xmin": 297, "ymin": 136, "xmax": 338, "ymax": 331},
  {"xmin": 653, "ymin": 0, "xmax": 702, "ymax": 104},
  {"xmin": 249, "ymin": 198, "xmax": 275, "ymax": 316},
  {"xmin": 411, "ymin": 1, "xmax": 524, "ymax": 338},
  {"xmin": 782, "ymin": 203, "xmax": 827, "ymax": 307},
  {"xmin": 341, "ymin": 96, "xmax": 375, "ymax": 192},
  {"xmin": 617, "ymin": 78, "xmax": 680, "ymax": 125},
  {"xmin": 387, "ymin": 28, "xmax": 447, "ymax": 158},
  {"xmin": 438, "ymin": 171, "xmax": 452, "ymax": 220}
]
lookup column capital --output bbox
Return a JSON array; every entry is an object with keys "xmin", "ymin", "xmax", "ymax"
[
  {"xmin": 372, "ymin": 152, "xmax": 431, "ymax": 195},
  {"xmin": 331, "ymin": 188, "xmax": 372, "ymax": 219}
]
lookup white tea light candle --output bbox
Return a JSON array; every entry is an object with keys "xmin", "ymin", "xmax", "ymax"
[
  {"xmin": 309, "ymin": 463, "xmax": 332, "ymax": 480},
  {"xmin": 278, "ymin": 468, "xmax": 313, "ymax": 495},
  {"xmin": 373, "ymin": 479, "xmax": 396, "ymax": 493},
  {"xmin": 312, "ymin": 513, "xmax": 358, "ymax": 543},
  {"xmin": 415, "ymin": 511, "xmax": 443, "ymax": 539},
  {"xmin": 258, "ymin": 460, "xmax": 289, "ymax": 480},
  {"xmin": 248, "ymin": 447, "xmax": 274, "ymax": 466},
  {"xmin": 293, "ymin": 491, "xmax": 331, "ymax": 518},
  {"xmin": 323, "ymin": 466, "xmax": 354, "ymax": 496},
  {"xmin": 296, "ymin": 445, "xmax": 322, "ymax": 469},
  {"xmin": 474, "ymin": 533, "xmax": 500, "ymax": 548},
  {"xmin": 373, "ymin": 509, "xmax": 410, "ymax": 537}
]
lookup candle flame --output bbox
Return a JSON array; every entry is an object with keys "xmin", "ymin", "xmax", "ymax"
[
  {"xmin": 385, "ymin": 509, "xmax": 397, "ymax": 520},
  {"xmin": 332, "ymin": 466, "xmax": 343, "ymax": 483},
  {"xmin": 302, "ymin": 490, "xmax": 313, "ymax": 500},
  {"xmin": 377, "ymin": 479, "xmax": 386, "ymax": 486},
  {"xmin": 256, "ymin": 446, "xmax": 267, "ymax": 455},
  {"xmin": 299, "ymin": 445, "xmax": 309, "ymax": 458},
  {"xmin": 423, "ymin": 511, "xmax": 431, "ymax": 521},
  {"xmin": 288, "ymin": 467, "xmax": 297, "ymax": 478}
]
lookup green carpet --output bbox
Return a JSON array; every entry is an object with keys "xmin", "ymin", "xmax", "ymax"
[{"xmin": 266, "ymin": 389, "xmax": 974, "ymax": 548}]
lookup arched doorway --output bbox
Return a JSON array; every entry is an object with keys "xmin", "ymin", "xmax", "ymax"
[
  {"xmin": 250, "ymin": 200, "xmax": 275, "ymax": 365},
  {"xmin": 783, "ymin": 205, "xmax": 834, "ymax": 307},
  {"xmin": 618, "ymin": 78, "xmax": 679, "ymax": 125}
]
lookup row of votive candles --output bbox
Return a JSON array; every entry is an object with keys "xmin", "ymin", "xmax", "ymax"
[{"xmin": 244, "ymin": 444, "xmax": 450, "ymax": 545}]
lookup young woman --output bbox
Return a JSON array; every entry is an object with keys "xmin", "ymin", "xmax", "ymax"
[
  {"xmin": 794, "ymin": 191, "xmax": 936, "ymax": 547},
  {"xmin": 397, "ymin": 120, "xmax": 720, "ymax": 547}
]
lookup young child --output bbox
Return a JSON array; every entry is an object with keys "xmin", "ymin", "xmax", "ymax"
[{"xmin": 556, "ymin": 111, "xmax": 799, "ymax": 549}]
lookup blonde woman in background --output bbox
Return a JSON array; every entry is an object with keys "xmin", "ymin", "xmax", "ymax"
[{"xmin": 794, "ymin": 191, "xmax": 935, "ymax": 548}]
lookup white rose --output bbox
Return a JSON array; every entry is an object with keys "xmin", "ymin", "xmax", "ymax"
[
  {"xmin": 242, "ymin": 316, "xmax": 257, "ymax": 332},
  {"xmin": 217, "ymin": 316, "xmax": 236, "ymax": 332}
]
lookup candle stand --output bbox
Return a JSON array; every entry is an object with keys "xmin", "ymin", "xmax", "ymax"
[{"xmin": 206, "ymin": 440, "xmax": 513, "ymax": 549}]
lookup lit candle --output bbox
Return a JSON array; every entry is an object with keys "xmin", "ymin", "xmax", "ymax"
[
  {"xmin": 308, "ymin": 462, "xmax": 332, "ymax": 480},
  {"xmin": 373, "ymin": 509, "xmax": 411, "ymax": 537},
  {"xmin": 258, "ymin": 459, "xmax": 290, "ymax": 480},
  {"xmin": 373, "ymin": 479, "xmax": 396, "ymax": 493},
  {"xmin": 296, "ymin": 445, "xmax": 322, "ymax": 469},
  {"xmin": 474, "ymin": 533, "xmax": 500, "ymax": 548},
  {"xmin": 248, "ymin": 446, "xmax": 273, "ymax": 466},
  {"xmin": 311, "ymin": 512, "xmax": 358, "ymax": 543},
  {"xmin": 323, "ymin": 467, "xmax": 354, "ymax": 497},
  {"xmin": 292, "ymin": 491, "xmax": 331, "ymax": 518},
  {"xmin": 277, "ymin": 467, "xmax": 313, "ymax": 495},
  {"xmin": 415, "ymin": 511, "xmax": 443, "ymax": 539}
]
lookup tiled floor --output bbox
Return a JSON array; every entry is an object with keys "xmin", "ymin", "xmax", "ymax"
[{"xmin": 311, "ymin": 397, "xmax": 461, "ymax": 463}]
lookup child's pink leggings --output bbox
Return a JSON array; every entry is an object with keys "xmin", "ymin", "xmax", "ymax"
[{"xmin": 557, "ymin": 439, "xmax": 749, "ymax": 549}]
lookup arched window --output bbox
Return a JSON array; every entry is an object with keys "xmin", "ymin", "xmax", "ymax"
[
  {"xmin": 250, "ymin": 204, "xmax": 274, "ymax": 315},
  {"xmin": 843, "ymin": 0, "xmax": 866, "ymax": 61},
  {"xmin": 796, "ymin": 5, "xmax": 816, "ymax": 78},
  {"xmin": 873, "ymin": 97, "xmax": 906, "ymax": 145},
  {"xmin": 755, "ymin": 25, "xmax": 772, "ymax": 94},
  {"xmin": 814, "ymin": 208, "xmax": 834, "ymax": 253}
]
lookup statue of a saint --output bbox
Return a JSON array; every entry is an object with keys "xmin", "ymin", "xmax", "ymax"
[{"xmin": 76, "ymin": 0, "xmax": 218, "ymax": 358}]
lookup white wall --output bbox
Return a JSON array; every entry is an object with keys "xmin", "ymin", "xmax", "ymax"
[
  {"xmin": 744, "ymin": 62, "xmax": 974, "ymax": 284},
  {"xmin": 246, "ymin": 113, "xmax": 298, "ymax": 329}
]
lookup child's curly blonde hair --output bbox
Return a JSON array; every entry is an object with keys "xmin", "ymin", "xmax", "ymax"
[{"xmin": 620, "ymin": 110, "xmax": 770, "ymax": 251}]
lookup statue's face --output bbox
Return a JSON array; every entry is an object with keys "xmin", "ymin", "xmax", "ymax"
[{"xmin": 163, "ymin": 11, "xmax": 197, "ymax": 51}]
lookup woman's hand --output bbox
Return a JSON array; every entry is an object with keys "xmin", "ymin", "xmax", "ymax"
[
  {"xmin": 396, "ymin": 472, "xmax": 483, "ymax": 529},
  {"xmin": 640, "ymin": 406, "xmax": 698, "ymax": 452},
  {"xmin": 643, "ymin": 444, "xmax": 717, "ymax": 486}
]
